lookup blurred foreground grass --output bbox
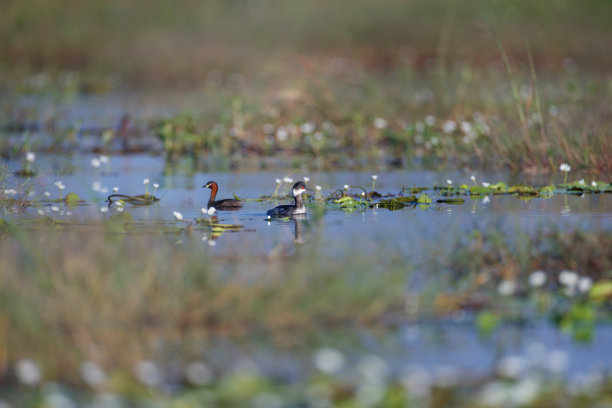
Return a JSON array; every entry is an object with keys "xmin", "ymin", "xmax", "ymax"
[{"xmin": 0, "ymin": 219, "xmax": 611, "ymax": 406}]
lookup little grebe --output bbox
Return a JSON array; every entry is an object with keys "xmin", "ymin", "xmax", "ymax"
[{"xmin": 203, "ymin": 181, "xmax": 242, "ymax": 210}]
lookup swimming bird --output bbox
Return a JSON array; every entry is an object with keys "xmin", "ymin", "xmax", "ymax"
[
  {"xmin": 267, "ymin": 181, "xmax": 309, "ymax": 218},
  {"xmin": 203, "ymin": 181, "xmax": 242, "ymax": 210}
]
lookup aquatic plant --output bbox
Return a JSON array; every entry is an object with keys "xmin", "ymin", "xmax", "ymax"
[{"xmin": 559, "ymin": 163, "xmax": 571, "ymax": 187}]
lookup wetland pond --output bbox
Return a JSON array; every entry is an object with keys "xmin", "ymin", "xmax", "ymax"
[
  {"xmin": 2, "ymin": 96, "xmax": 612, "ymax": 406},
  {"xmin": 3, "ymin": 154, "xmax": 612, "ymax": 390}
]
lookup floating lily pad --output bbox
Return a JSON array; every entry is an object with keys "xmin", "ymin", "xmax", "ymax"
[
  {"xmin": 333, "ymin": 196, "xmax": 364, "ymax": 208},
  {"xmin": 476, "ymin": 310, "xmax": 500, "ymax": 337},
  {"xmin": 64, "ymin": 192, "xmax": 81, "ymax": 204},
  {"xmin": 107, "ymin": 193, "xmax": 160, "ymax": 206},
  {"xmin": 377, "ymin": 197, "xmax": 415, "ymax": 210},
  {"xmin": 14, "ymin": 169, "xmax": 37, "ymax": 177},
  {"xmin": 590, "ymin": 281, "xmax": 612, "ymax": 301},
  {"xmin": 539, "ymin": 185, "xmax": 555, "ymax": 195},
  {"xmin": 436, "ymin": 198, "xmax": 465, "ymax": 204},
  {"xmin": 469, "ymin": 186, "xmax": 490, "ymax": 195},
  {"xmin": 509, "ymin": 185, "xmax": 538, "ymax": 195},
  {"xmin": 417, "ymin": 194, "xmax": 432, "ymax": 204}
]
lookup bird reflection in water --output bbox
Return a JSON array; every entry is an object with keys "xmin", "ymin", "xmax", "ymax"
[
  {"xmin": 293, "ymin": 214, "xmax": 307, "ymax": 244},
  {"xmin": 198, "ymin": 215, "xmax": 244, "ymax": 242}
]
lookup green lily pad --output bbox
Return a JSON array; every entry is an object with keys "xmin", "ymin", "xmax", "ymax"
[
  {"xmin": 333, "ymin": 196, "xmax": 363, "ymax": 208},
  {"xmin": 508, "ymin": 185, "xmax": 538, "ymax": 195},
  {"xmin": 417, "ymin": 194, "xmax": 432, "ymax": 204},
  {"xmin": 469, "ymin": 186, "xmax": 490, "ymax": 195},
  {"xmin": 476, "ymin": 310, "xmax": 500, "ymax": 337},
  {"xmin": 539, "ymin": 185, "xmax": 556, "ymax": 195},
  {"xmin": 64, "ymin": 192, "xmax": 81, "ymax": 204},
  {"xmin": 590, "ymin": 281, "xmax": 612, "ymax": 300},
  {"xmin": 378, "ymin": 198, "xmax": 406, "ymax": 211},
  {"xmin": 436, "ymin": 198, "xmax": 465, "ymax": 204}
]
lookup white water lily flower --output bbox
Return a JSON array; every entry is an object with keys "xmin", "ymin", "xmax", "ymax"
[
  {"xmin": 372, "ymin": 175, "xmax": 378, "ymax": 180},
  {"xmin": 442, "ymin": 120, "xmax": 457, "ymax": 134},
  {"xmin": 143, "ymin": 178, "xmax": 150, "ymax": 185},
  {"xmin": 185, "ymin": 362, "xmax": 213, "ymax": 386},
  {"xmin": 134, "ymin": 360, "xmax": 162, "ymax": 387},
  {"xmin": 425, "ymin": 115, "xmax": 435, "ymax": 126},
  {"xmin": 44, "ymin": 191, "xmax": 50, "ymax": 197},
  {"xmin": 577, "ymin": 276, "xmax": 593, "ymax": 293},
  {"xmin": 276, "ymin": 128, "xmax": 288, "ymax": 141},
  {"xmin": 91, "ymin": 158, "xmax": 101, "ymax": 168},
  {"xmin": 373, "ymin": 117, "xmax": 388, "ymax": 129},
  {"xmin": 315, "ymin": 185, "xmax": 322, "ymax": 191},
  {"xmin": 303, "ymin": 177, "xmax": 310, "ymax": 183},
  {"xmin": 26, "ymin": 152, "xmax": 36, "ymax": 162},
  {"xmin": 344, "ymin": 184, "xmax": 350, "ymax": 190},
  {"xmin": 99, "ymin": 155, "xmax": 109, "ymax": 164},
  {"xmin": 207, "ymin": 207, "xmax": 216, "ymax": 215},
  {"xmin": 100, "ymin": 207, "xmax": 109, "ymax": 213},
  {"xmin": 57, "ymin": 184, "xmax": 65, "ymax": 190},
  {"xmin": 153, "ymin": 183, "xmax": 159, "ymax": 190},
  {"xmin": 559, "ymin": 163, "xmax": 571, "ymax": 172},
  {"xmin": 80, "ymin": 360, "xmax": 106, "ymax": 386},
  {"xmin": 579, "ymin": 179, "xmax": 585, "ymax": 185},
  {"xmin": 482, "ymin": 182, "xmax": 490, "ymax": 188},
  {"xmin": 446, "ymin": 179, "xmax": 453, "ymax": 185},
  {"xmin": 37, "ymin": 209, "xmax": 44, "ymax": 216},
  {"xmin": 300, "ymin": 121, "xmax": 315, "ymax": 134},
  {"xmin": 275, "ymin": 178, "xmax": 281, "ymax": 184},
  {"xmin": 591, "ymin": 181, "xmax": 597, "ymax": 187},
  {"xmin": 313, "ymin": 348, "xmax": 345, "ymax": 374},
  {"xmin": 559, "ymin": 270, "xmax": 578, "ymax": 287},
  {"xmin": 498, "ymin": 280, "xmax": 516, "ymax": 296},
  {"xmin": 173, "ymin": 211, "xmax": 183, "ymax": 221},
  {"xmin": 470, "ymin": 175, "xmax": 476, "ymax": 183},
  {"xmin": 283, "ymin": 177, "xmax": 293, "ymax": 183},
  {"xmin": 529, "ymin": 271, "xmax": 547, "ymax": 287},
  {"xmin": 113, "ymin": 187, "xmax": 119, "ymax": 193},
  {"xmin": 15, "ymin": 359, "xmax": 41, "ymax": 386},
  {"xmin": 51, "ymin": 206, "xmax": 59, "ymax": 212},
  {"xmin": 482, "ymin": 196, "xmax": 490, "ymax": 204},
  {"xmin": 116, "ymin": 207, "xmax": 124, "ymax": 212}
]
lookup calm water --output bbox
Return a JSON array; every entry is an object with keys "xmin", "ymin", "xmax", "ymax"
[{"xmin": 3, "ymin": 153, "xmax": 612, "ymax": 381}]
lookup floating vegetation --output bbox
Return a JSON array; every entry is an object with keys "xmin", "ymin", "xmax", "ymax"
[
  {"xmin": 107, "ymin": 193, "xmax": 160, "ymax": 207},
  {"xmin": 436, "ymin": 197, "xmax": 465, "ymax": 205}
]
